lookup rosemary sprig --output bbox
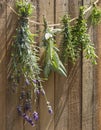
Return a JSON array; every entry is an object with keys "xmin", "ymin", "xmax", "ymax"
[{"xmin": 42, "ymin": 18, "xmax": 67, "ymax": 78}]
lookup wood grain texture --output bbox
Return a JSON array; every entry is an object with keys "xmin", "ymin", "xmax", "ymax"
[
  {"xmin": 55, "ymin": 1, "xmax": 69, "ymax": 130},
  {"xmin": 39, "ymin": 73, "xmax": 54, "ymax": 130},
  {"xmin": 55, "ymin": 0, "xmax": 81, "ymax": 130},
  {"xmin": 55, "ymin": 1, "xmax": 68, "ymax": 129},
  {"xmin": 82, "ymin": 58, "xmax": 94, "ymax": 130},
  {"xmin": 68, "ymin": 0, "xmax": 80, "ymax": 18},
  {"xmin": 82, "ymin": 0, "xmax": 95, "ymax": 130},
  {"xmin": 38, "ymin": 0, "xmax": 55, "ymax": 130},
  {"xmin": 96, "ymin": 1, "xmax": 101, "ymax": 129},
  {"xmin": 0, "ymin": 1, "xmax": 6, "ymax": 130},
  {"xmin": 55, "ymin": 61, "xmax": 82, "ymax": 130}
]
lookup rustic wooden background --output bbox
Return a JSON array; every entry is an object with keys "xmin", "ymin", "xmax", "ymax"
[{"xmin": 0, "ymin": 0, "xmax": 101, "ymax": 130}]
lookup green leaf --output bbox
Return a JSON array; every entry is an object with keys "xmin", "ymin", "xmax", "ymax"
[
  {"xmin": 43, "ymin": 24, "xmax": 67, "ymax": 77},
  {"xmin": 58, "ymin": 67, "xmax": 67, "ymax": 77},
  {"xmin": 44, "ymin": 63, "xmax": 51, "ymax": 78}
]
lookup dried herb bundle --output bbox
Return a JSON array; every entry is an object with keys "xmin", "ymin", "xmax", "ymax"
[
  {"xmin": 61, "ymin": 15, "xmax": 76, "ymax": 64},
  {"xmin": 10, "ymin": 0, "xmax": 52, "ymax": 126},
  {"xmin": 72, "ymin": 7, "xmax": 97, "ymax": 64},
  {"xmin": 42, "ymin": 18, "xmax": 67, "ymax": 78}
]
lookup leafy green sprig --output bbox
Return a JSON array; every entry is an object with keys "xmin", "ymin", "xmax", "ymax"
[
  {"xmin": 72, "ymin": 7, "xmax": 97, "ymax": 64},
  {"xmin": 42, "ymin": 18, "xmax": 67, "ymax": 78},
  {"xmin": 61, "ymin": 15, "xmax": 76, "ymax": 64},
  {"xmin": 10, "ymin": 0, "xmax": 53, "ymax": 126},
  {"xmin": 90, "ymin": 5, "xmax": 101, "ymax": 25},
  {"xmin": 16, "ymin": 0, "xmax": 33, "ymax": 17}
]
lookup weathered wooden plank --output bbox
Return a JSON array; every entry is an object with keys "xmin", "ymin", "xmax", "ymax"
[
  {"xmin": 55, "ymin": 0, "xmax": 81, "ymax": 130},
  {"xmin": 0, "ymin": 0, "xmax": 6, "ymax": 18},
  {"xmin": 38, "ymin": 0, "xmax": 55, "ymax": 130},
  {"xmin": 68, "ymin": 1, "xmax": 82, "ymax": 129},
  {"xmin": 96, "ymin": 1, "xmax": 101, "ymax": 129},
  {"xmin": 67, "ymin": 64, "xmax": 81, "ymax": 130},
  {"xmin": 68, "ymin": 1, "xmax": 82, "ymax": 130},
  {"xmin": 39, "ymin": 74, "xmax": 54, "ymax": 130},
  {"xmin": 82, "ymin": 59, "xmax": 94, "ymax": 130},
  {"xmin": 55, "ymin": 0, "xmax": 69, "ymax": 130},
  {"xmin": 55, "ymin": 62, "xmax": 82, "ymax": 130},
  {"xmin": 82, "ymin": 0, "xmax": 95, "ymax": 130},
  {"xmin": 0, "ymin": 1, "xmax": 6, "ymax": 130},
  {"xmin": 68, "ymin": 0, "xmax": 80, "ymax": 18},
  {"xmin": 55, "ymin": 0, "xmax": 68, "ymax": 22}
]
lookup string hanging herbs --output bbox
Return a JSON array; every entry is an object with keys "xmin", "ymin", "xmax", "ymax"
[
  {"xmin": 42, "ymin": 17, "xmax": 67, "ymax": 78},
  {"xmin": 72, "ymin": 7, "xmax": 97, "ymax": 64},
  {"xmin": 61, "ymin": 15, "xmax": 76, "ymax": 64},
  {"xmin": 9, "ymin": 0, "xmax": 53, "ymax": 127}
]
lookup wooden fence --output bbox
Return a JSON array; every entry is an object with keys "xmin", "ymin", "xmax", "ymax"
[{"xmin": 0, "ymin": 0, "xmax": 101, "ymax": 130}]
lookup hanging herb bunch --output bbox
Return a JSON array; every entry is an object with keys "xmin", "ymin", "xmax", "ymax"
[
  {"xmin": 90, "ymin": 4, "xmax": 101, "ymax": 25},
  {"xmin": 71, "ymin": 7, "xmax": 97, "ymax": 64},
  {"xmin": 10, "ymin": 0, "xmax": 53, "ymax": 127},
  {"xmin": 61, "ymin": 15, "xmax": 76, "ymax": 64},
  {"xmin": 42, "ymin": 17, "xmax": 67, "ymax": 78}
]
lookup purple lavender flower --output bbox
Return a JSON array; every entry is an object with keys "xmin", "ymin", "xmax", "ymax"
[
  {"xmin": 33, "ymin": 79, "xmax": 40, "ymax": 86},
  {"xmin": 25, "ymin": 79, "xmax": 30, "ymax": 86},
  {"xmin": 33, "ymin": 79, "xmax": 37, "ymax": 84},
  {"xmin": 22, "ymin": 114, "xmax": 35, "ymax": 127},
  {"xmin": 48, "ymin": 106, "xmax": 53, "ymax": 114},
  {"xmin": 17, "ymin": 106, "xmax": 22, "ymax": 115},
  {"xmin": 28, "ymin": 118, "xmax": 33, "ymax": 123},
  {"xmin": 23, "ymin": 113, "xmax": 29, "ymax": 121},
  {"xmin": 33, "ymin": 112, "xmax": 39, "ymax": 121},
  {"xmin": 41, "ymin": 89, "xmax": 45, "ymax": 95},
  {"xmin": 22, "ymin": 113, "xmax": 26, "ymax": 117},
  {"xmin": 24, "ymin": 102, "xmax": 32, "ymax": 111},
  {"xmin": 28, "ymin": 118, "xmax": 35, "ymax": 126},
  {"xmin": 30, "ymin": 121, "xmax": 35, "ymax": 127},
  {"xmin": 36, "ymin": 89, "xmax": 40, "ymax": 95}
]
